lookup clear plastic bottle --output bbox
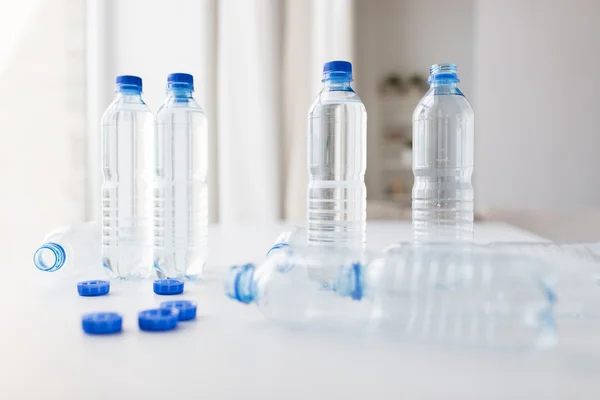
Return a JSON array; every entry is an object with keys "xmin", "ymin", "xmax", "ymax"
[
  {"xmin": 339, "ymin": 245, "xmax": 556, "ymax": 348},
  {"xmin": 412, "ymin": 63, "xmax": 474, "ymax": 242},
  {"xmin": 101, "ymin": 75, "xmax": 154, "ymax": 279},
  {"xmin": 33, "ymin": 222, "xmax": 107, "ymax": 280},
  {"xmin": 308, "ymin": 60, "xmax": 367, "ymax": 248},
  {"xmin": 154, "ymin": 73, "xmax": 208, "ymax": 280},
  {"xmin": 227, "ymin": 244, "xmax": 556, "ymax": 349},
  {"xmin": 226, "ymin": 246, "xmax": 372, "ymax": 328},
  {"xmin": 381, "ymin": 241, "xmax": 600, "ymax": 321}
]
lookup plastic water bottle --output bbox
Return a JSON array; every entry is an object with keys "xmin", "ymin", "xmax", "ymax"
[
  {"xmin": 308, "ymin": 60, "xmax": 367, "ymax": 248},
  {"xmin": 412, "ymin": 63, "xmax": 474, "ymax": 242},
  {"xmin": 227, "ymin": 244, "xmax": 555, "ymax": 348},
  {"xmin": 33, "ymin": 222, "xmax": 106, "ymax": 280},
  {"xmin": 338, "ymin": 245, "xmax": 556, "ymax": 348},
  {"xmin": 226, "ymin": 247, "xmax": 372, "ymax": 328},
  {"xmin": 381, "ymin": 241, "xmax": 600, "ymax": 321},
  {"xmin": 101, "ymin": 75, "xmax": 154, "ymax": 279},
  {"xmin": 154, "ymin": 73, "xmax": 208, "ymax": 280}
]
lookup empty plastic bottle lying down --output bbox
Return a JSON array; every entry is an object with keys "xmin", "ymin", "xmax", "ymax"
[
  {"xmin": 226, "ymin": 245, "xmax": 557, "ymax": 348},
  {"xmin": 269, "ymin": 228, "xmax": 600, "ymax": 321},
  {"xmin": 33, "ymin": 222, "xmax": 108, "ymax": 281}
]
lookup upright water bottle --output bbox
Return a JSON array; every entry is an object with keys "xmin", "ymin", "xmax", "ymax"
[
  {"xmin": 101, "ymin": 75, "xmax": 154, "ymax": 279},
  {"xmin": 308, "ymin": 60, "xmax": 367, "ymax": 248},
  {"xmin": 412, "ymin": 64, "xmax": 474, "ymax": 242},
  {"xmin": 34, "ymin": 222, "xmax": 104, "ymax": 280},
  {"xmin": 154, "ymin": 73, "xmax": 208, "ymax": 279}
]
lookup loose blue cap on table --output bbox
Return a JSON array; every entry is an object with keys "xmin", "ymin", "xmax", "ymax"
[
  {"xmin": 153, "ymin": 279, "xmax": 184, "ymax": 295},
  {"xmin": 116, "ymin": 75, "xmax": 142, "ymax": 92},
  {"xmin": 77, "ymin": 280, "xmax": 110, "ymax": 297},
  {"xmin": 138, "ymin": 308, "xmax": 179, "ymax": 332},
  {"xmin": 82, "ymin": 312, "xmax": 122, "ymax": 335},
  {"xmin": 160, "ymin": 300, "xmax": 197, "ymax": 321}
]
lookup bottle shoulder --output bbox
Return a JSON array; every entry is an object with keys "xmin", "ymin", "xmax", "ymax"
[
  {"xmin": 156, "ymin": 98, "xmax": 206, "ymax": 119},
  {"xmin": 101, "ymin": 97, "xmax": 154, "ymax": 122},
  {"xmin": 308, "ymin": 89, "xmax": 366, "ymax": 116},
  {"xmin": 413, "ymin": 90, "xmax": 474, "ymax": 121}
]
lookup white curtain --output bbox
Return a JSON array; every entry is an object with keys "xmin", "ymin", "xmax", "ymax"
[
  {"xmin": 88, "ymin": 0, "xmax": 355, "ymax": 224},
  {"xmin": 283, "ymin": 0, "xmax": 355, "ymax": 222},
  {"xmin": 217, "ymin": 0, "xmax": 282, "ymax": 224},
  {"xmin": 219, "ymin": 0, "xmax": 355, "ymax": 223}
]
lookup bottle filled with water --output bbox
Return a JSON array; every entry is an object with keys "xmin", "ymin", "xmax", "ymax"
[
  {"xmin": 154, "ymin": 73, "xmax": 208, "ymax": 279},
  {"xmin": 308, "ymin": 61, "xmax": 367, "ymax": 248},
  {"xmin": 101, "ymin": 75, "xmax": 154, "ymax": 279},
  {"xmin": 412, "ymin": 63, "xmax": 474, "ymax": 242},
  {"xmin": 33, "ymin": 222, "xmax": 105, "ymax": 281}
]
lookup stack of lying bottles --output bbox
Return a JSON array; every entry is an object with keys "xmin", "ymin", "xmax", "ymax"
[{"xmin": 226, "ymin": 227, "xmax": 600, "ymax": 349}]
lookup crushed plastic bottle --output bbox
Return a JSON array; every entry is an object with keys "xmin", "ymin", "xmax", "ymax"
[{"xmin": 33, "ymin": 222, "xmax": 108, "ymax": 281}]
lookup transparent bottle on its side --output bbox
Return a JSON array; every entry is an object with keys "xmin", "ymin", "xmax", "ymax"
[
  {"xmin": 308, "ymin": 60, "xmax": 367, "ymax": 248},
  {"xmin": 412, "ymin": 63, "xmax": 474, "ymax": 242},
  {"xmin": 337, "ymin": 245, "xmax": 557, "ymax": 349},
  {"xmin": 33, "ymin": 222, "xmax": 105, "ymax": 281},
  {"xmin": 226, "ymin": 247, "xmax": 372, "ymax": 328},
  {"xmin": 101, "ymin": 75, "xmax": 154, "ymax": 279},
  {"xmin": 154, "ymin": 73, "xmax": 208, "ymax": 279}
]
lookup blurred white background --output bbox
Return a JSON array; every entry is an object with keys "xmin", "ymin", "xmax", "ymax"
[{"xmin": 2, "ymin": 0, "xmax": 600, "ymax": 257}]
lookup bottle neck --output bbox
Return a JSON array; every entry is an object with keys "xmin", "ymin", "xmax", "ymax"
[
  {"xmin": 34, "ymin": 242, "xmax": 66, "ymax": 272},
  {"xmin": 429, "ymin": 82, "xmax": 463, "ymax": 96},
  {"xmin": 116, "ymin": 90, "xmax": 143, "ymax": 101},
  {"xmin": 167, "ymin": 88, "xmax": 193, "ymax": 99},
  {"xmin": 323, "ymin": 79, "xmax": 353, "ymax": 91}
]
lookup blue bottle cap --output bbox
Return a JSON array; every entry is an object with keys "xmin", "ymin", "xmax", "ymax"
[
  {"xmin": 160, "ymin": 300, "xmax": 197, "ymax": 321},
  {"xmin": 153, "ymin": 279, "xmax": 184, "ymax": 295},
  {"xmin": 138, "ymin": 308, "xmax": 179, "ymax": 332},
  {"xmin": 168, "ymin": 72, "xmax": 193, "ymax": 85},
  {"xmin": 322, "ymin": 60, "xmax": 353, "ymax": 81},
  {"xmin": 82, "ymin": 312, "xmax": 122, "ymax": 335},
  {"xmin": 116, "ymin": 75, "xmax": 142, "ymax": 89},
  {"xmin": 77, "ymin": 280, "xmax": 110, "ymax": 297}
]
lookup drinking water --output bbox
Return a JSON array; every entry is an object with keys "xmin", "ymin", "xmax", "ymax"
[
  {"xmin": 412, "ymin": 63, "xmax": 474, "ymax": 242},
  {"xmin": 308, "ymin": 61, "xmax": 367, "ymax": 248},
  {"xmin": 33, "ymin": 222, "xmax": 106, "ymax": 281},
  {"xmin": 154, "ymin": 73, "xmax": 208, "ymax": 279},
  {"xmin": 101, "ymin": 75, "xmax": 154, "ymax": 279}
]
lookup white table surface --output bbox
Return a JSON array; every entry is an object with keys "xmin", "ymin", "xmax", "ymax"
[{"xmin": 2, "ymin": 222, "xmax": 599, "ymax": 400}]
